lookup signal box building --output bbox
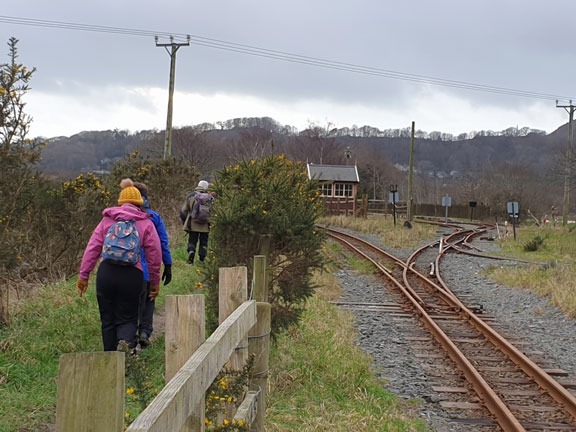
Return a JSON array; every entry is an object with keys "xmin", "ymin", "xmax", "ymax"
[{"xmin": 307, "ymin": 163, "xmax": 360, "ymax": 215}]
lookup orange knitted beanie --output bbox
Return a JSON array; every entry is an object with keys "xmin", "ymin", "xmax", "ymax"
[{"xmin": 118, "ymin": 178, "xmax": 144, "ymax": 205}]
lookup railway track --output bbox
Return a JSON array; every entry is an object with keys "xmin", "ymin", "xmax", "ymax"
[{"xmin": 324, "ymin": 225, "xmax": 576, "ymax": 431}]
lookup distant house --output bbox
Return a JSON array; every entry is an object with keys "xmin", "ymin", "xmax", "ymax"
[{"xmin": 307, "ymin": 163, "xmax": 360, "ymax": 215}]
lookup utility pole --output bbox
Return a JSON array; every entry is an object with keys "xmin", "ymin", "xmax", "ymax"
[
  {"xmin": 407, "ymin": 121, "xmax": 416, "ymax": 223},
  {"xmin": 156, "ymin": 35, "xmax": 190, "ymax": 159},
  {"xmin": 556, "ymin": 100, "xmax": 575, "ymax": 226},
  {"xmin": 373, "ymin": 168, "xmax": 376, "ymax": 200}
]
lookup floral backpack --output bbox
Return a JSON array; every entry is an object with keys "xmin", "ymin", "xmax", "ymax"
[{"xmin": 101, "ymin": 219, "xmax": 141, "ymax": 265}]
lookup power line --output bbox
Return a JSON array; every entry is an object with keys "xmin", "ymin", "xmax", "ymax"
[{"xmin": 1, "ymin": 14, "xmax": 574, "ymax": 102}]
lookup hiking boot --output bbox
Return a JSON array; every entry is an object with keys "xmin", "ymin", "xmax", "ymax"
[
  {"xmin": 187, "ymin": 252, "xmax": 194, "ymax": 264},
  {"xmin": 139, "ymin": 332, "xmax": 150, "ymax": 349},
  {"xmin": 117, "ymin": 340, "xmax": 138, "ymax": 356}
]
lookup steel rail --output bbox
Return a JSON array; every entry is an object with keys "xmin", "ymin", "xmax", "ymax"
[
  {"xmin": 403, "ymin": 247, "xmax": 527, "ymax": 431},
  {"xmin": 442, "ymin": 227, "xmax": 539, "ymax": 264},
  {"xmin": 327, "ymin": 223, "xmax": 576, "ymax": 423},
  {"xmin": 446, "ymin": 244, "xmax": 539, "ymax": 264},
  {"xmin": 433, "ymin": 248, "xmax": 576, "ymax": 419},
  {"xmin": 412, "ymin": 224, "xmax": 576, "ymax": 418},
  {"xmin": 326, "ymin": 229, "xmax": 526, "ymax": 431},
  {"xmin": 324, "ymin": 229, "xmax": 427, "ymax": 309}
]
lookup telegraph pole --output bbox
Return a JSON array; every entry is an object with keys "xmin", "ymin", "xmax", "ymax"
[
  {"xmin": 407, "ymin": 121, "xmax": 416, "ymax": 222},
  {"xmin": 556, "ymin": 100, "xmax": 575, "ymax": 226},
  {"xmin": 156, "ymin": 35, "xmax": 190, "ymax": 159}
]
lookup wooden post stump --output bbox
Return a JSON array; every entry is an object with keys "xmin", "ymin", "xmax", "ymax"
[
  {"xmin": 219, "ymin": 266, "xmax": 248, "ymax": 369},
  {"xmin": 56, "ymin": 351, "xmax": 125, "ymax": 432},
  {"xmin": 166, "ymin": 295, "xmax": 206, "ymax": 432}
]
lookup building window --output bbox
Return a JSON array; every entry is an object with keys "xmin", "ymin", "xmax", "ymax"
[
  {"xmin": 334, "ymin": 183, "xmax": 353, "ymax": 197},
  {"xmin": 345, "ymin": 184, "xmax": 353, "ymax": 197},
  {"xmin": 320, "ymin": 183, "xmax": 333, "ymax": 196}
]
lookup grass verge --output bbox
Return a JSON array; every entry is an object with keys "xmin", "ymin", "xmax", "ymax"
[
  {"xmin": 267, "ymin": 269, "xmax": 425, "ymax": 431},
  {"xmin": 319, "ymin": 215, "xmax": 437, "ymax": 249},
  {"xmin": 485, "ymin": 225, "xmax": 576, "ymax": 317},
  {"xmin": 1, "ymin": 237, "xmax": 425, "ymax": 431},
  {"xmin": 0, "ymin": 245, "xmax": 199, "ymax": 432}
]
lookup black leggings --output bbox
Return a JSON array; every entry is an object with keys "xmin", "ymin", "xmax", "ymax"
[{"xmin": 96, "ymin": 260, "xmax": 144, "ymax": 351}]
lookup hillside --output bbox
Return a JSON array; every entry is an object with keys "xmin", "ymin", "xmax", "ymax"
[{"xmin": 37, "ymin": 118, "xmax": 568, "ymax": 179}]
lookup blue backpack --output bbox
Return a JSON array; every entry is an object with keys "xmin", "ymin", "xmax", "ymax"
[{"xmin": 101, "ymin": 219, "xmax": 141, "ymax": 265}]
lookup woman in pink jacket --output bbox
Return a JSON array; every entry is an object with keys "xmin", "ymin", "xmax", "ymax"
[{"xmin": 76, "ymin": 179, "xmax": 162, "ymax": 351}]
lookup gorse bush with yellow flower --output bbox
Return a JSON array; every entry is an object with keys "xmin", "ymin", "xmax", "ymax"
[
  {"xmin": 205, "ymin": 155, "xmax": 325, "ymax": 334},
  {"xmin": 108, "ymin": 151, "xmax": 198, "ymax": 222},
  {"xmin": 0, "ymin": 38, "xmax": 199, "ymax": 323},
  {"xmin": 204, "ymin": 355, "xmax": 254, "ymax": 431}
]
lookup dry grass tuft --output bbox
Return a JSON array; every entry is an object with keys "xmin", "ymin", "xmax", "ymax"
[
  {"xmin": 319, "ymin": 215, "xmax": 437, "ymax": 249},
  {"xmin": 491, "ymin": 264, "xmax": 576, "ymax": 317},
  {"xmin": 488, "ymin": 226, "xmax": 576, "ymax": 318}
]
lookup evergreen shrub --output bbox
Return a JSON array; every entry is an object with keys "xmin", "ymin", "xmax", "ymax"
[{"xmin": 204, "ymin": 155, "xmax": 325, "ymax": 334}]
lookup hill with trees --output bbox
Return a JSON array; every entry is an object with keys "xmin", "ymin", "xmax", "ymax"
[
  {"xmin": 38, "ymin": 117, "xmax": 567, "ymax": 178},
  {"xmin": 36, "ymin": 117, "xmax": 570, "ymax": 219}
]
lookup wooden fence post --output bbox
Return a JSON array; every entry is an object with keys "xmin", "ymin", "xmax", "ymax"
[
  {"xmin": 259, "ymin": 235, "xmax": 273, "ymax": 299},
  {"xmin": 250, "ymin": 254, "xmax": 270, "ymax": 431},
  {"xmin": 56, "ymin": 352, "xmax": 125, "ymax": 432},
  {"xmin": 248, "ymin": 302, "xmax": 271, "ymax": 432},
  {"xmin": 252, "ymin": 255, "xmax": 268, "ymax": 302},
  {"xmin": 219, "ymin": 266, "xmax": 248, "ymax": 369},
  {"xmin": 166, "ymin": 295, "xmax": 206, "ymax": 432}
]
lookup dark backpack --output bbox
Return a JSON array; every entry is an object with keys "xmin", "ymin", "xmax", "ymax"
[
  {"xmin": 191, "ymin": 192, "xmax": 213, "ymax": 224},
  {"xmin": 101, "ymin": 219, "xmax": 141, "ymax": 265}
]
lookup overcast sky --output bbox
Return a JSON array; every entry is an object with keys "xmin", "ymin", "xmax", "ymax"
[{"xmin": 1, "ymin": 1, "xmax": 575, "ymax": 138}]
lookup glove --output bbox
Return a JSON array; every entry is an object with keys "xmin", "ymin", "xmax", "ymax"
[
  {"xmin": 76, "ymin": 278, "xmax": 89, "ymax": 297},
  {"xmin": 162, "ymin": 264, "xmax": 172, "ymax": 286},
  {"xmin": 149, "ymin": 284, "xmax": 160, "ymax": 301}
]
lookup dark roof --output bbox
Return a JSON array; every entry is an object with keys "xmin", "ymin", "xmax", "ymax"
[{"xmin": 307, "ymin": 164, "xmax": 360, "ymax": 183}]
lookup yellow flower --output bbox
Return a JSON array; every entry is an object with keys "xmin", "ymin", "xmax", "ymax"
[
  {"xmin": 262, "ymin": 210, "xmax": 268, "ymax": 215},
  {"xmin": 126, "ymin": 388, "xmax": 135, "ymax": 395},
  {"xmin": 224, "ymin": 419, "xmax": 230, "ymax": 425},
  {"xmin": 227, "ymin": 396, "xmax": 233, "ymax": 403},
  {"xmin": 205, "ymin": 418, "xmax": 212, "ymax": 425},
  {"xmin": 196, "ymin": 269, "xmax": 201, "ymax": 274},
  {"xmin": 125, "ymin": 412, "xmax": 131, "ymax": 419}
]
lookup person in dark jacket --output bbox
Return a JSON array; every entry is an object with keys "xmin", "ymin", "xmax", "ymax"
[
  {"xmin": 76, "ymin": 179, "xmax": 162, "ymax": 351},
  {"xmin": 133, "ymin": 182, "xmax": 173, "ymax": 348},
  {"xmin": 181, "ymin": 180, "xmax": 212, "ymax": 264}
]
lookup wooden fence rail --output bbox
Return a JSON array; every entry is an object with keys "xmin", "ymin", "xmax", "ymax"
[
  {"xmin": 127, "ymin": 300, "xmax": 257, "ymax": 432},
  {"xmin": 56, "ymin": 259, "xmax": 271, "ymax": 432}
]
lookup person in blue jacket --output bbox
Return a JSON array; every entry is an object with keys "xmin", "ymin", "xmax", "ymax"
[{"xmin": 134, "ymin": 182, "xmax": 173, "ymax": 348}]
